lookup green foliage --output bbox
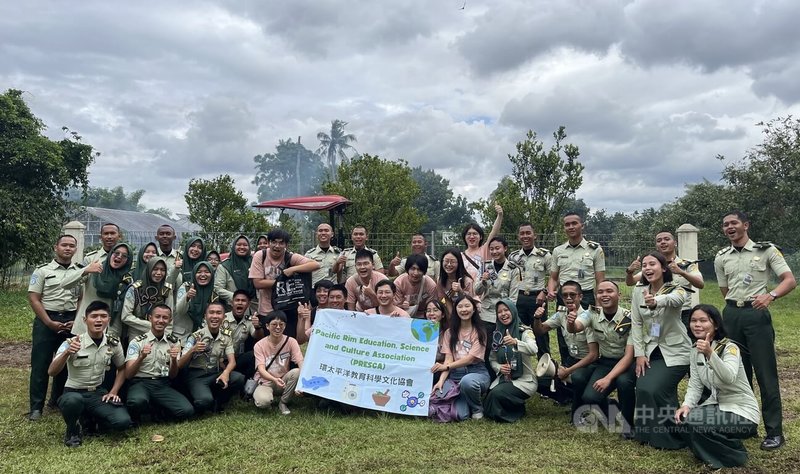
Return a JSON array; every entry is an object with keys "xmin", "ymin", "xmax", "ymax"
[
  {"xmin": 322, "ymin": 154, "xmax": 425, "ymax": 237},
  {"xmin": 0, "ymin": 89, "xmax": 96, "ymax": 270},
  {"xmin": 184, "ymin": 174, "xmax": 270, "ymax": 250},
  {"xmin": 316, "ymin": 119, "xmax": 357, "ymax": 181},
  {"xmin": 80, "ymin": 186, "xmax": 145, "ymax": 211},
  {"xmin": 253, "ymin": 138, "xmax": 325, "ymax": 201},
  {"xmin": 410, "ymin": 166, "xmax": 473, "ymax": 233},
  {"xmin": 473, "ymin": 127, "xmax": 584, "ymax": 236}
]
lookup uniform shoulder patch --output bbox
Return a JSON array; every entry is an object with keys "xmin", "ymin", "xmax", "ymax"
[
  {"xmin": 535, "ymin": 248, "xmax": 550, "ymax": 256},
  {"xmin": 133, "ymin": 334, "xmax": 147, "ymax": 342},
  {"xmin": 716, "ymin": 247, "xmax": 733, "ymax": 256},
  {"xmin": 659, "ymin": 283, "xmax": 680, "ymax": 294},
  {"xmin": 132, "ymin": 281, "xmax": 143, "ymax": 288},
  {"xmin": 587, "ymin": 241, "xmax": 600, "ymax": 249},
  {"xmin": 163, "ymin": 282, "xmax": 173, "ymax": 290}
]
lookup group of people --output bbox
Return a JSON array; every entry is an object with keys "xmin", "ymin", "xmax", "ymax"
[{"xmin": 26, "ymin": 209, "xmax": 795, "ymax": 469}]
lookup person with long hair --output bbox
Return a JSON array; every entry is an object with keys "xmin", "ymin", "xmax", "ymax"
[
  {"xmin": 431, "ymin": 295, "xmax": 490, "ymax": 420},
  {"xmin": 425, "ymin": 300, "xmax": 449, "ymax": 365},
  {"xmin": 484, "ymin": 299, "xmax": 537, "ymax": 422},
  {"xmin": 437, "ymin": 248, "xmax": 475, "ymax": 306},
  {"xmin": 461, "ymin": 204, "xmax": 503, "ymax": 281},
  {"xmin": 631, "ymin": 252, "xmax": 690, "ymax": 449},
  {"xmin": 675, "ymin": 304, "xmax": 759, "ymax": 469},
  {"xmin": 474, "ymin": 236, "xmax": 517, "ymax": 370}
]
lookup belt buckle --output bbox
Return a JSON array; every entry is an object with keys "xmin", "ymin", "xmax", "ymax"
[
  {"xmin": 87, "ymin": 386, "xmax": 96, "ymax": 392},
  {"xmin": 737, "ymin": 301, "xmax": 745, "ymax": 308}
]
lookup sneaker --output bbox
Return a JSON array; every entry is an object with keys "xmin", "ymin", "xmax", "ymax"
[
  {"xmin": 471, "ymin": 411, "xmax": 484, "ymax": 420},
  {"xmin": 278, "ymin": 402, "xmax": 291, "ymax": 415},
  {"xmin": 28, "ymin": 410, "xmax": 42, "ymax": 421}
]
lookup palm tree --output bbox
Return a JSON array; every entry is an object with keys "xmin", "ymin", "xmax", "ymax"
[{"xmin": 316, "ymin": 119, "xmax": 357, "ymax": 181}]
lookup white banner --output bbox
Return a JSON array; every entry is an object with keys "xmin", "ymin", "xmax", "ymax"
[{"xmin": 299, "ymin": 309, "xmax": 438, "ymax": 416}]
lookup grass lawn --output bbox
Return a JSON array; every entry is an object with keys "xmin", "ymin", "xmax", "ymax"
[{"xmin": 1, "ymin": 283, "xmax": 799, "ymax": 473}]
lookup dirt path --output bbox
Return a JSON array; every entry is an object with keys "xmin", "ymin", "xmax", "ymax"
[{"xmin": 0, "ymin": 342, "xmax": 31, "ymax": 369}]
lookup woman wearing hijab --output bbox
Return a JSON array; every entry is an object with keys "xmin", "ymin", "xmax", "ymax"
[
  {"xmin": 132, "ymin": 242, "xmax": 158, "ymax": 283},
  {"xmin": 206, "ymin": 250, "xmax": 221, "ymax": 270},
  {"xmin": 215, "ymin": 235, "xmax": 256, "ymax": 310},
  {"xmin": 176, "ymin": 237, "xmax": 206, "ymax": 288},
  {"xmin": 484, "ymin": 299, "xmax": 538, "ymax": 423},
  {"xmin": 121, "ymin": 256, "xmax": 175, "ymax": 341},
  {"xmin": 62, "ymin": 243, "xmax": 133, "ymax": 337},
  {"xmin": 175, "ymin": 260, "xmax": 218, "ymax": 341}
]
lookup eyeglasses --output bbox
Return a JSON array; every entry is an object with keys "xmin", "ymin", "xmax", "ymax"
[
  {"xmin": 561, "ymin": 292, "xmax": 579, "ymax": 299},
  {"xmin": 112, "ymin": 252, "xmax": 129, "ymax": 260}
]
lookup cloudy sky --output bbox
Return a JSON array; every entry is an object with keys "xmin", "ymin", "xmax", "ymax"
[{"xmin": 3, "ymin": 0, "xmax": 800, "ymax": 217}]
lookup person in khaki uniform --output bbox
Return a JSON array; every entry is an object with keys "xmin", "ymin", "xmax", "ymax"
[
  {"xmin": 568, "ymin": 280, "xmax": 635, "ymax": 438},
  {"xmin": 48, "ymin": 301, "xmax": 131, "ymax": 447},
  {"xmin": 547, "ymin": 212, "xmax": 605, "ymax": 307},
  {"xmin": 509, "ymin": 223, "xmax": 553, "ymax": 356},
  {"xmin": 178, "ymin": 301, "xmax": 244, "ymax": 414},
  {"xmin": 125, "ymin": 304, "xmax": 194, "ymax": 422},
  {"xmin": 388, "ymin": 232, "xmax": 440, "ymax": 280},
  {"xmin": 155, "ymin": 224, "xmax": 182, "ymax": 286},
  {"xmin": 533, "ymin": 281, "xmax": 598, "ymax": 419},
  {"xmin": 224, "ymin": 289, "xmax": 264, "ymax": 380},
  {"xmin": 625, "ymin": 230, "xmax": 704, "ymax": 331},
  {"xmin": 121, "ymin": 257, "xmax": 175, "ymax": 341},
  {"xmin": 333, "ymin": 225, "xmax": 384, "ymax": 281},
  {"xmin": 215, "ymin": 234, "xmax": 256, "ymax": 310},
  {"xmin": 81, "ymin": 222, "xmax": 121, "ymax": 269},
  {"xmin": 631, "ymin": 252, "xmax": 690, "ymax": 450},
  {"xmin": 305, "ymin": 223, "xmax": 342, "ymax": 286},
  {"xmin": 675, "ymin": 304, "xmax": 760, "ymax": 469},
  {"xmin": 713, "ymin": 210, "xmax": 796, "ymax": 451},
  {"xmin": 27, "ymin": 234, "xmax": 82, "ymax": 421}
]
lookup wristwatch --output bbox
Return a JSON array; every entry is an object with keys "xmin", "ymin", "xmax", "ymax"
[{"xmin": 769, "ymin": 291, "xmax": 779, "ymax": 300}]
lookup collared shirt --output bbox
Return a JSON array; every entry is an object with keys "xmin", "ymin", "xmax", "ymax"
[
  {"xmin": 222, "ymin": 310, "xmax": 256, "ymax": 356},
  {"xmin": 394, "ymin": 254, "xmax": 440, "ymax": 280},
  {"xmin": 714, "ymin": 239, "xmax": 792, "ymax": 302},
  {"xmin": 341, "ymin": 246, "xmax": 384, "ymax": 281},
  {"xmin": 509, "ymin": 246, "xmax": 552, "ymax": 292},
  {"xmin": 28, "ymin": 260, "xmax": 81, "ymax": 312},
  {"xmin": 551, "ymin": 238, "xmax": 605, "ymax": 290},
  {"xmin": 577, "ymin": 306, "xmax": 632, "ymax": 359},
  {"xmin": 630, "ymin": 283, "xmax": 690, "ymax": 367},
  {"xmin": 57, "ymin": 333, "xmax": 124, "ymax": 388},
  {"xmin": 305, "ymin": 245, "xmax": 341, "ymax": 285},
  {"xmin": 543, "ymin": 306, "xmax": 594, "ymax": 359},
  {"xmin": 82, "ymin": 247, "xmax": 109, "ymax": 267},
  {"xmin": 157, "ymin": 247, "xmax": 181, "ymax": 285},
  {"xmin": 671, "ymin": 256, "xmax": 702, "ymax": 310},
  {"xmin": 183, "ymin": 326, "xmax": 234, "ymax": 371},
  {"xmin": 126, "ymin": 331, "xmax": 180, "ymax": 378}
]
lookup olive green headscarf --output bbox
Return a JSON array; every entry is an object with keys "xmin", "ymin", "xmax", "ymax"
[
  {"xmin": 494, "ymin": 298, "xmax": 523, "ymax": 380},
  {"xmin": 221, "ymin": 234, "xmax": 255, "ymax": 299},
  {"xmin": 93, "ymin": 243, "xmax": 134, "ymax": 299},
  {"xmin": 181, "ymin": 236, "xmax": 206, "ymax": 284},
  {"xmin": 187, "ymin": 260, "xmax": 216, "ymax": 331},
  {"xmin": 132, "ymin": 242, "xmax": 158, "ymax": 282}
]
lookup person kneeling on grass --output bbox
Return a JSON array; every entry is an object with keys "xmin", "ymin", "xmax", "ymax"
[
  {"xmin": 178, "ymin": 301, "xmax": 244, "ymax": 414},
  {"xmin": 431, "ymin": 295, "xmax": 490, "ymax": 421},
  {"xmin": 49, "ymin": 301, "xmax": 131, "ymax": 447},
  {"xmin": 252, "ymin": 311, "xmax": 304, "ymax": 415},
  {"xmin": 484, "ymin": 298, "xmax": 538, "ymax": 423},
  {"xmin": 674, "ymin": 304, "xmax": 759, "ymax": 469}
]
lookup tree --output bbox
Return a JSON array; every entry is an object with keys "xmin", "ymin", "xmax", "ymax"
[
  {"xmin": 410, "ymin": 166, "xmax": 473, "ymax": 233},
  {"xmin": 316, "ymin": 119, "xmax": 357, "ymax": 181},
  {"xmin": 253, "ymin": 138, "xmax": 325, "ymax": 201},
  {"xmin": 719, "ymin": 116, "xmax": 800, "ymax": 249},
  {"xmin": 184, "ymin": 174, "xmax": 270, "ymax": 251},
  {"xmin": 472, "ymin": 127, "xmax": 584, "ymax": 237},
  {"xmin": 74, "ymin": 186, "xmax": 145, "ymax": 211},
  {"xmin": 0, "ymin": 89, "xmax": 96, "ymax": 273},
  {"xmin": 322, "ymin": 154, "xmax": 425, "ymax": 253}
]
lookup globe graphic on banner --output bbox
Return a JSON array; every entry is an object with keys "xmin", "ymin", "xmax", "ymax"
[{"xmin": 410, "ymin": 320, "xmax": 438, "ymax": 343}]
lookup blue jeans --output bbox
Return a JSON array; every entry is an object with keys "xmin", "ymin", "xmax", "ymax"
[{"xmin": 450, "ymin": 364, "xmax": 490, "ymax": 419}]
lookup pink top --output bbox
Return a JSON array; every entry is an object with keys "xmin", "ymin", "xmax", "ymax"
[
  {"xmin": 441, "ymin": 327, "xmax": 485, "ymax": 362},
  {"xmin": 249, "ymin": 250, "xmax": 313, "ymax": 314},
  {"xmin": 254, "ymin": 335, "xmax": 303, "ymax": 381},
  {"xmin": 345, "ymin": 272, "xmax": 386, "ymax": 311},
  {"xmin": 365, "ymin": 307, "xmax": 410, "ymax": 318},
  {"xmin": 393, "ymin": 274, "xmax": 437, "ymax": 317},
  {"xmin": 462, "ymin": 243, "xmax": 490, "ymax": 282}
]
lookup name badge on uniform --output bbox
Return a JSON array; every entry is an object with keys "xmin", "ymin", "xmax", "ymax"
[
  {"xmin": 462, "ymin": 341, "xmax": 472, "ymax": 350},
  {"xmin": 743, "ymin": 273, "xmax": 753, "ymax": 286},
  {"xmin": 650, "ymin": 322, "xmax": 661, "ymax": 337},
  {"xmin": 578, "ymin": 269, "xmax": 585, "ymax": 279}
]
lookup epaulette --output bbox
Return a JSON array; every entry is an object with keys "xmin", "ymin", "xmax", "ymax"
[
  {"xmin": 753, "ymin": 241, "xmax": 775, "ymax": 250},
  {"xmin": 587, "ymin": 241, "xmax": 600, "ymax": 249},
  {"xmin": 85, "ymin": 250, "xmax": 98, "ymax": 257},
  {"xmin": 509, "ymin": 249, "xmax": 523, "ymax": 258},
  {"xmin": 191, "ymin": 329, "xmax": 204, "ymax": 339},
  {"xmin": 681, "ymin": 285, "xmax": 696, "ymax": 294},
  {"xmin": 220, "ymin": 326, "xmax": 233, "ymax": 337},
  {"xmin": 535, "ymin": 248, "xmax": 549, "ymax": 256},
  {"xmin": 166, "ymin": 334, "xmax": 179, "ymax": 344},
  {"xmin": 221, "ymin": 320, "xmax": 233, "ymax": 331},
  {"xmin": 332, "ymin": 246, "xmax": 342, "ymax": 252},
  {"xmin": 133, "ymin": 281, "xmax": 143, "ymax": 288},
  {"xmin": 717, "ymin": 247, "xmax": 734, "ymax": 256},
  {"xmin": 76, "ymin": 263, "xmax": 85, "ymax": 269},
  {"xmin": 634, "ymin": 281, "xmax": 647, "ymax": 287},
  {"xmin": 163, "ymin": 282, "xmax": 173, "ymax": 290},
  {"xmin": 133, "ymin": 333, "xmax": 147, "ymax": 342},
  {"xmin": 343, "ymin": 247, "xmax": 354, "ymax": 253},
  {"xmin": 36, "ymin": 262, "xmax": 49, "ymax": 269},
  {"xmin": 428, "ymin": 253, "xmax": 437, "ymax": 261},
  {"xmin": 714, "ymin": 337, "xmax": 730, "ymax": 357},
  {"xmin": 556, "ymin": 305, "xmax": 567, "ymax": 313},
  {"xmin": 658, "ymin": 283, "xmax": 680, "ymax": 295},
  {"xmin": 589, "ymin": 305, "xmax": 601, "ymax": 314},
  {"xmin": 106, "ymin": 335, "xmax": 120, "ymax": 346}
]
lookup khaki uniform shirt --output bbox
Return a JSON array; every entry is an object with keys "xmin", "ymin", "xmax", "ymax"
[
  {"xmin": 157, "ymin": 247, "xmax": 181, "ymax": 286},
  {"xmin": 394, "ymin": 254, "xmax": 440, "ymax": 281},
  {"xmin": 121, "ymin": 281, "xmax": 175, "ymax": 340},
  {"xmin": 82, "ymin": 248, "xmax": 109, "ymax": 268},
  {"xmin": 509, "ymin": 247, "xmax": 552, "ymax": 293},
  {"xmin": 28, "ymin": 260, "xmax": 81, "ymax": 312},
  {"xmin": 221, "ymin": 310, "xmax": 256, "ymax": 356},
  {"xmin": 183, "ymin": 326, "xmax": 234, "ymax": 371},
  {"xmin": 714, "ymin": 239, "xmax": 792, "ymax": 302},
  {"xmin": 551, "ymin": 238, "xmax": 605, "ymax": 290},
  {"xmin": 305, "ymin": 245, "xmax": 341, "ymax": 285},
  {"xmin": 683, "ymin": 339, "xmax": 760, "ymax": 424},
  {"xmin": 57, "ymin": 333, "xmax": 124, "ymax": 388},
  {"xmin": 126, "ymin": 331, "xmax": 180, "ymax": 378},
  {"xmin": 577, "ymin": 306, "xmax": 633, "ymax": 359},
  {"xmin": 543, "ymin": 306, "xmax": 594, "ymax": 359},
  {"xmin": 631, "ymin": 283, "xmax": 690, "ymax": 366},
  {"xmin": 341, "ymin": 246, "xmax": 384, "ymax": 281},
  {"xmin": 474, "ymin": 260, "xmax": 519, "ymax": 324}
]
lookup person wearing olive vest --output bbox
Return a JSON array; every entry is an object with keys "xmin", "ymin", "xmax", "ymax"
[
  {"xmin": 714, "ymin": 210, "xmax": 796, "ymax": 451},
  {"xmin": 48, "ymin": 301, "xmax": 131, "ymax": 447}
]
